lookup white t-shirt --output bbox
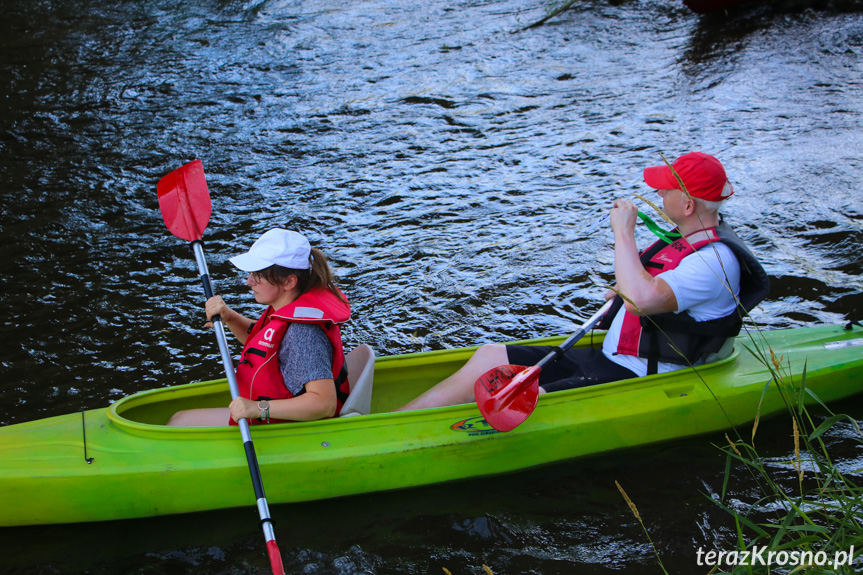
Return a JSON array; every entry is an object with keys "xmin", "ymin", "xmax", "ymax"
[{"xmin": 602, "ymin": 242, "xmax": 741, "ymax": 376}]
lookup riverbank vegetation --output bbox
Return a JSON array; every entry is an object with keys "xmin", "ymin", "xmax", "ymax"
[
  {"xmin": 616, "ymin": 336, "xmax": 863, "ymax": 573},
  {"xmin": 712, "ymin": 347, "xmax": 863, "ymax": 574}
]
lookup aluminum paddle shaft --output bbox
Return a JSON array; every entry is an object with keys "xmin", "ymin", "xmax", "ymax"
[
  {"xmin": 534, "ymin": 299, "xmax": 615, "ymax": 371},
  {"xmin": 157, "ymin": 160, "xmax": 284, "ymax": 575},
  {"xmin": 191, "ymin": 241, "xmax": 283, "ymax": 575},
  {"xmin": 475, "ymin": 298, "xmax": 614, "ymax": 432}
]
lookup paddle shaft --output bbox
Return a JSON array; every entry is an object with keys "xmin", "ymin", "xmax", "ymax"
[
  {"xmin": 476, "ymin": 205, "xmax": 678, "ymax": 432},
  {"xmin": 535, "ymin": 298, "xmax": 615, "ymax": 370},
  {"xmin": 534, "ymin": 208, "xmax": 678, "ymax": 365},
  {"xmin": 191, "ymin": 240, "xmax": 284, "ymax": 575},
  {"xmin": 474, "ymin": 298, "xmax": 617, "ymax": 432}
]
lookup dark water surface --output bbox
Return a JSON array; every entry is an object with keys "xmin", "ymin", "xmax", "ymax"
[{"xmin": 1, "ymin": 0, "xmax": 862, "ymax": 573}]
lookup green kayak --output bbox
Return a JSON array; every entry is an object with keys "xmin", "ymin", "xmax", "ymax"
[{"xmin": 1, "ymin": 324, "xmax": 861, "ymax": 527}]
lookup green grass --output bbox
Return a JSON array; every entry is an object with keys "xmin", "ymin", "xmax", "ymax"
[{"xmin": 710, "ymin": 350, "xmax": 863, "ymax": 574}]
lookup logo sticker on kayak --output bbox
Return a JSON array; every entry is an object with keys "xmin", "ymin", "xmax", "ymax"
[{"xmin": 451, "ymin": 416, "xmax": 499, "ymax": 436}]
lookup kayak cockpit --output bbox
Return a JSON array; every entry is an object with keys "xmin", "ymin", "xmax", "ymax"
[
  {"xmin": 109, "ymin": 379, "xmax": 233, "ymax": 427},
  {"xmin": 109, "ymin": 344, "xmax": 378, "ymax": 429}
]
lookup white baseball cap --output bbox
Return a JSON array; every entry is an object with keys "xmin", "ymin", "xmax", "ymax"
[{"xmin": 229, "ymin": 229, "xmax": 311, "ymax": 272}]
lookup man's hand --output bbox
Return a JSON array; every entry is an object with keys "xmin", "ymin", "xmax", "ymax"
[
  {"xmin": 610, "ymin": 198, "xmax": 678, "ymax": 316},
  {"xmin": 610, "ymin": 198, "xmax": 638, "ymax": 237}
]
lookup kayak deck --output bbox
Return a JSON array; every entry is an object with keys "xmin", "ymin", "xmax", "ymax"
[{"xmin": 0, "ymin": 324, "xmax": 861, "ymax": 526}]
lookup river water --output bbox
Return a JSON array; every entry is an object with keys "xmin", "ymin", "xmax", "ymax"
[{"xmin": 1, "ymin": 0, "xmax": 862, "ymax": 573}]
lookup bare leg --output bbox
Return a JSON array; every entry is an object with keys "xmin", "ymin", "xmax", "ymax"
[
  {"xmin": 396, "ymin": 344, "xmax": 510, "ymax": 411},
  {"xmin": 166, "ymin": 407, "xmax": 231, "ymax": 427}
]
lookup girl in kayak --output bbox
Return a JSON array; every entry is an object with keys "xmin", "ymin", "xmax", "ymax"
[{"xmin": 168, "ymin": 229, "xmax": 351, "ymax": 426}]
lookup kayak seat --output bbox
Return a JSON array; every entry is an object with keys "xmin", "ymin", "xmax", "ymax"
[
  {"xmin": 339, "ymin": 344, "xmax": 376, "ymax": 417},
  {"xmin": 700, "ymin": 337, "xmax": 736, "ymax": 365}
]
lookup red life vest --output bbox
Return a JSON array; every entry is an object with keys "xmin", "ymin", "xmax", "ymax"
[
  {"xmin": 599, "ymin": 220, "xmax": 769, "ymax": 374},
  {"xmin": 615, "ymin": 227, "xmax": 723, "ymax": 358},
  {"xmin": 230, "ymin": 288, "xmax": 351, "ymax": 426}
]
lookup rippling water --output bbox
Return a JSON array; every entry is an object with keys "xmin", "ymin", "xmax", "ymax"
[{"xmin": 1, "ymin": 0, "xmax": 862, "ymax": 573}]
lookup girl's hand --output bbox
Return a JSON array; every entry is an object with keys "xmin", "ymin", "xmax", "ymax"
[
  {"xmin": 228, "ymin": 396, "xmax": 258, "ymax": 422},
  {"xmin": 204, "ymin": 296, "xmax": 230, "ymax": 329},
  {"xmin": 203, "ymin": 297, "xmax": 253, "ymax": 344}
]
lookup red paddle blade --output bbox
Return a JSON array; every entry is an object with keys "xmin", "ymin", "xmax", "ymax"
[
  {"xmin": 156, "ymin": 159, "xmax": 212, "ymax": 242},
  {"xmin": 474, "ymin": 364, "xmax": 540, "ymax": 432},
  {"xmin": 266, "ymin": 540, "xmax": 285, "ymax": 575}
]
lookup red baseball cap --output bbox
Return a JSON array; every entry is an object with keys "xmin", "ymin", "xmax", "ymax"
[{"xmin": 643, "ymin": 152, "xmax": 734, "ymax": 201}]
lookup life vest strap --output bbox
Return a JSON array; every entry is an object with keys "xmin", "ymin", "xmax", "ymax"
[{"xmin": 334, "ymin": 365, "xmax": 350, "ymax": 404}]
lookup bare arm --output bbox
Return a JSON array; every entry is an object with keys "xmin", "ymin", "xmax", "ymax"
[
  {"xmin": 205, "ymin": 296, "xmax": 254, "ymax": 344},
  {"xmin": 609, "ymin": 199, "xmax": 678, "ymax": 316},
  {"xmin": 229, "ymin": 379, "xmax": 338, "ymax": 422}
]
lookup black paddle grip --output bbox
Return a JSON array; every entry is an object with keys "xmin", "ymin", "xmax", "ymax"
[
  {"xmin": 244, "ymin": 440, "xmax": 267, "ymax": 500},
  {"xmin": 537, "ymin": 328, "xmax": 587, "ymax": 369},
  {"xmin": 199, "ymin": 274, "xmax": 223, "ymax": 323},
  {"xmin": 190, "ymin": 241, "xmax": 216, "ymax": 299},
  {"xmin": 200, "ymin": 274, "xmax": 215, "ymax": 299}
]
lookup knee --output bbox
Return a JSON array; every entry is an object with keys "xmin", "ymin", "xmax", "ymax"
[
  {"xmin": 459, "ymin": 344, "xmax": 509, "ymax": 379},
  {"xmin": 470, "ymin": 344, "xmax": 507, "ymax": 365},
  {"xmin": 166, "ymin": 410, "xmax": 190, "ymax": 427}
]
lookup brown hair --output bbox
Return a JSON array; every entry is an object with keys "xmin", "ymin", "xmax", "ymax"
[{"xmin": 251, "ymin": 248, "xmax": 347, "ymax": 303}]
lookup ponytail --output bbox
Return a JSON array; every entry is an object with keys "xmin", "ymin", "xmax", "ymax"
[{"xmin": 302, "ymin": 248, "xmax": 348, "ymax": 304}]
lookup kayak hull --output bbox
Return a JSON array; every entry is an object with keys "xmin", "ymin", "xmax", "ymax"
[{"xmin": 1, "ymin": 324, "xmax": 862, "ymax": 526}]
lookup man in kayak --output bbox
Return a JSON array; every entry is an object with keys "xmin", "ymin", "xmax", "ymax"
[
  {"xmin": 398, "ymin": 152, "xmax": 769, "ymax": 410},
  {"xmin": 168, "ymin": 229, "xmax": 352, "ymax": 426}
]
